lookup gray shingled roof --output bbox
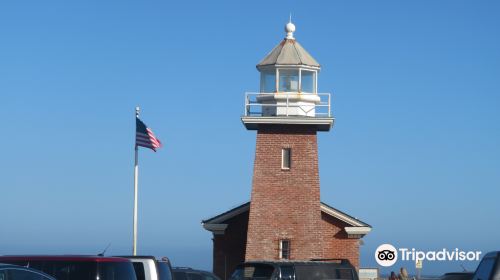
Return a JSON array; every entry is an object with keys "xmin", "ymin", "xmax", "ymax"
[{"xmin": 257, "ymin": 39, "xmax": 320, "ymax": 68}]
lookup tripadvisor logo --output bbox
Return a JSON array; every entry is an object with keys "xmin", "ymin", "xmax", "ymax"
[
  {"xmin": 376, "ymin": 244, "xmax": 398, "ymax": 267},
  {"xmin": 375, "ymin": 244, "xmax": 482, "ymax": 267}
]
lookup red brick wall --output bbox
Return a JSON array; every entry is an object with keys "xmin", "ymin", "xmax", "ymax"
[
  {"xmin": 212, "ymin": 209, "xmax": 361, "ymax": 278},
  {"xmin": 320, "ymin": 212, "xmax": 360, "ymax": 269},
  {"xmin": 213, "ymin": 211, "xmax": 248, "ymax": 280},
  {"xmin": 245, "ymin": 125, "xmax": 323, "ymax": 261}
]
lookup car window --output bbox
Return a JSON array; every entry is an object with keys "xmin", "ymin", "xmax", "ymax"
[
  {"xmin": 474, "ymin": 258, "xmax": 496, "ymax": 280},
  {"xmin": 202, "ymin": 273, "xmax": 219, "ymax": 280},
  {"xmin": 36, "ymin": 261, "xmax": 95, "ymax": 280},
  {"xmin": 230, "ymin": 265, "xmax": 275, "ymax": 280},
  {"xmin": 175, "ymin": 272, "xmax": 188, "ymax": 280},
  {"xmin": 0, "ymin": 260, "xmax": 136, "ymax": 280},
  {"xmin": 16, "ymin": 261, "xmax": 136, "ymax": 280},
  {"xmin": 279, "ymin": 266, "xmax": 294, "ymax": 280},
  {"xmin": 188, "ymin": 273, "xmax": 203, "ymax": 280},
  {"xmin": 157, "ymin": 262, "xmax": 173, "ymax": 280},
  {"xmin": 204, "ymin": 275, "xmax": 217, "ymax": 280},
  {"xmin": 294, "ymin": 266, "xmax": 354, "ymax": 280},
  {"xmin": 336, "ymin": 269, "xmax": 354, "ymax": 280},
  {"xmin": 98, "ymin": 262, "xmax": 137, "ymax": 280},
  {"xmin": 133, "ymin": 263, "xmax": 146, "ymax": 280},
  {"xmin": 7, "ymin": 269, "xmax": 53, "ymax": 280},
  {"xmin": 0, "ymin": 270, "xmax": 6, "ymax": 280}
]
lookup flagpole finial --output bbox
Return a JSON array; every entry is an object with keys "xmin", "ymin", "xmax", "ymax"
[{"xmin": 135, "ymin": 106, "xmax": 140, "ymax": 117}]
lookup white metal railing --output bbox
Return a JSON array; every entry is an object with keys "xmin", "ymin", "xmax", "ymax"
[{"xmin": 244, "ymin": 92, "xmax": 332, "ymax": 117}]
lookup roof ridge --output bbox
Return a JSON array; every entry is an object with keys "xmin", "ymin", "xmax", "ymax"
[{"xmin": 291, "ymin": 40, "xmax": 305, "ymax": 65}]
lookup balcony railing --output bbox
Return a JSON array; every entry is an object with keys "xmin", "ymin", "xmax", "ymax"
[{"xmin": 244, "ymin": 92, "xmax": 332, "ymax": 117}]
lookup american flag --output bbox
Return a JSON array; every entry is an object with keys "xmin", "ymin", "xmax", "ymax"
[{"xmin": 136, "ymin": 118, "xmax": 162, "ymax": 152}]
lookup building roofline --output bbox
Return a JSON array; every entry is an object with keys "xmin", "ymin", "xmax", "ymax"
[
  {"xmin": 201, "ymin": 201, "xmax": 371, "ymax": 228},
  {"xmin": 320, "ymin": 201, "xmax": 371, "ymax": 228},
  {"xmin": 201, "ymin": 202, "xmax": 250, "ymax": 224}
]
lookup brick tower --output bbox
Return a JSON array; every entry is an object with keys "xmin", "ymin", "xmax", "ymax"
[
  {"xmin": 242, "ymin": 20, "xmax": 333, "ymax": 261},
  {"xmin": 203, "ymin": 21, "xmax": 371, "ymax": 279}
]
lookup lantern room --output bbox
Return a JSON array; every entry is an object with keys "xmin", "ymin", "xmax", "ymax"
[
  {"xmin": 242, "ymin": 21, "xmax": 334, "ymax": 131},
  {"xmin": 258, "ymin": 22, "xmax": 319, "ymax": 95},
  {"xmin": 259, "ymin": 67, "xmax": 317, "ymax": 94},
  {"xmin": 259, "ymin": 66, "xmax": 317, "ymax": 94}
]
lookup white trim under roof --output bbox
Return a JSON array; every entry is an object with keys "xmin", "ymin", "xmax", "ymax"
[
  {"xmin": 241, "ymin": 116, "xmax": 334, "ymax": 131},
  {"xmin": 345, "ymin": 227, "xmax": 372, "ymax": 235},
  {"xmin": 202, "ymin": 224, "xmax": 228, "ymax": 235}
]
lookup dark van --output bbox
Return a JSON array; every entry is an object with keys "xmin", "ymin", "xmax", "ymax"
[
  {"xmin": 0, "ymin": 255, "xmax": 136, "ymax": 280},
  {"xmin": 230, "ymin": 260, "xmax": 359, "ymax": 280}
]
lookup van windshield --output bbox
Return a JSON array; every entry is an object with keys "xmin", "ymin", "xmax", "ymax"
[{"xmin": 230, "ymin": 264, "xmax": 275, "ymax": 280}]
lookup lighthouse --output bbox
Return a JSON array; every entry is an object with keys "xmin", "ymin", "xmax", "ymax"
[{"xmin": 203, "ymin": 21, "xmax": 371, "ymax": 280}]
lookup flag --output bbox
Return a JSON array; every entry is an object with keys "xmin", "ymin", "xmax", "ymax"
[{"xmin": 136, "ymin": 118, "xmax": 162, "ymax": 152}]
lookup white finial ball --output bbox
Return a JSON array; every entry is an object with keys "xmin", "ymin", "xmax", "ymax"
[{"xmin": 285, "ymin": 22, "xmax": 295, "ymax": 39}]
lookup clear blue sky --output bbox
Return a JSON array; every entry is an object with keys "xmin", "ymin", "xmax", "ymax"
[{"xmin": 1, "ymin": 0, "xmax": 499, "ymax": 276}]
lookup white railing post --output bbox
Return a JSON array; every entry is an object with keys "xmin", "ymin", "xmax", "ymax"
[
  {"xmin": 328, "ymin": 94, "xmax": 331, "ymax": 117},
  {"xmin": 286, "ymin": 93, "xmax": 290, "ymax": 117}
]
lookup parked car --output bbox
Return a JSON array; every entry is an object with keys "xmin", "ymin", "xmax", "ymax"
[
  {"xmin": 117, "ymin": 256, "xmax": 173, "ymax": 280},
  {"xmin": 472, "ymin": 251, "xmax": 500, "ymax": 280},
  {"xmin": 230, "ymin": 260, "xmax": 359, "ymax": 280},
  {"xmin": 0, "ymin": 255, "xmax": 136, "ymax": 280},
  {"xmin": 157, "ymin": 258, "xmax": 175, "ymax": 280},
  {"xmin": 440, "ymin": 272, "xmax": 474, "ymax": 280},
  {"xmin": 173, "ymin": 267, "xmax": 221, "ymax": 280},
  {"xmin": 0, "ymin": 263, "xmax": 56, "ymax": 280}
]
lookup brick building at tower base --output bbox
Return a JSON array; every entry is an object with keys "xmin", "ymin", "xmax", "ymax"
[{"xmin": 203, "ymin": 201, "xmax": 370, "ymax": 280}]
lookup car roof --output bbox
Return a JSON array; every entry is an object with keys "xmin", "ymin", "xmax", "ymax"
[
  {"xmin": 0, "ymin": 255, "xmax": 131, "ymax": 262},
  {"xmin": 116, "ymin": 255, "xmax": 157, "ymax": 261},
  {"xmin": 241, "ymin": 260, "xmax": 352, "ymax": 266},
  {"xmin": 173, "ymin": 267, "xmax": 215, "ymax": 274},
  {"xmin": 116, "ymin": 255, "xmax": 156, "ymax": 259},
  {"xmin": 0, "ymin": 263, "xmax": 57, "ymax": 279}
]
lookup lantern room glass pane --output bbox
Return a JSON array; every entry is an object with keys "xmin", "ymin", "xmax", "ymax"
[
  {"xmin": 279, "ymin": 69, "xmax": 299, "ymax": 92},
  {"xmin": 261, "ymin": 70, "xmax": 276, "ymax": 93},
  {"xmin": 301, "ymin": 70, "xmax": 315, "ymax": 93}
]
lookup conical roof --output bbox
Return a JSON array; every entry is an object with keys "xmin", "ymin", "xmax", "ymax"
[{"xmin": 257, "ymin": 38, "xmax": 320, "ymax": 69}]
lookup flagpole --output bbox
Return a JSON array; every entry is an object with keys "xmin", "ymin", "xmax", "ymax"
[{"xmin": 133, "ymin": 106, "xmax": 140, "ymax": 256}]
